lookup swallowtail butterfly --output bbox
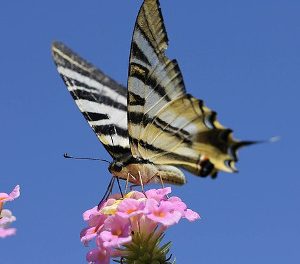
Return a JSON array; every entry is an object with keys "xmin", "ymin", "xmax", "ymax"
[{"xmin": 52, "ymin": 0, "xmax": 253, "ymax": 185}]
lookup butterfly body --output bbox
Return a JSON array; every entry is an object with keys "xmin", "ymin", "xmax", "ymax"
[{"xmin": 109, "ymin": 157, "xmax": 186, "ymax": 185}]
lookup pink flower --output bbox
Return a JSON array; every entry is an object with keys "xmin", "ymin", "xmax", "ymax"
[
  {"xmin": 100, "ymin": 215, "xmax": 132, "ymax": 248},
  {"xmin": 132, "ymin": 214, "xmax": 164, "ymax": 236},
  {"xmin": 0, "ymin": 209, "xmax": 17, "ymax": 238},
  {"xmin": 0, "ymin": 186, "xmax": 20, "ymax": 239},
  {"xmin": 86, "ymin": 246, "xmax": 110, "ymax": 264},
  {"xmin": 145, "ymin": 199, "xmax": 182, "ymax": 226},
  {"xmin": 81, "ymin": 208, "xmax": 107, "ymax": 246},
  {"xmin": 125, "ymin": 191, "xmax": 146, "ymax": 200},
  {"xmin": 167, "ymin": 196, "xmax": 187, "ymax": 212},
  {"xmin": 0, "ymin": 227, "xmax": 16, "ymax": 238},
  {"xmin": 0, "ymin": 209, "xmax": 16, "ymax": 226},
  {"xmin": 145, "ymin": 187, "xmax": 171, "ymax": 202},
  {"xmin": 83, "ymin": 206, "xmax": 99, "ymax": 221},
  {"xmin": 80, "ymin": 226, "xmax": 100, "ymax": 246},
  {"xmin": 0, "ymin": 185, "xmax": 20, "ymax": 204},
  {"xmin": 81, "ymin": 187, "xmax": 200, "ymax": 263},
  {"xmin": 184, "ymin": 209, "xmax": 200, "ymax": 221},
  {"xmin": 88, "ymin": 211, "xmax": 107, "ymax": 229},
  {"xmin": 116, "ymin": 198, "xmax": 145, "ymax": 218},
  {"xmin": 167, "ymin": 196, "xmax": 200, "ymax": 221}
]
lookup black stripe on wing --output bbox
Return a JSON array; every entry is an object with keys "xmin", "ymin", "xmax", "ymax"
[
  {"xmin": 129, "ymin": 111, "xmax": 192, "ymax": 145},
  {"xmin": 129, "ymin": 63, "xmax": 173, "ymax": 102},
  {"xmin": 82, "ymin": 112, "xmax": 109, "ymax": 121},
  {"xmin": 68, "ymin": 87, "xmax": 127, "ymax": 111}
]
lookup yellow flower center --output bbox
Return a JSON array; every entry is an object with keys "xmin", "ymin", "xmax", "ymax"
[{"xmin": 101, "ymin": 200, "xmax": 122, "ymax": 215}]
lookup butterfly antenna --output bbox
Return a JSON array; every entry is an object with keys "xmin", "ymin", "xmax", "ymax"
[{"xmin": 63, "ymin": 153, "xmax": 110, "ymax": 163}]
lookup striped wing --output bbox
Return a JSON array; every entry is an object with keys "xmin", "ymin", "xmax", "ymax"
[
  {"xmin": 141, "ymin": 95, "xmax": 253, "ymax": 177},
  {"xmin": 52, "ymin": 42, "xmax": 131, "ymax": 160},
  {"xmin": 127, "ymin": 0, "xmax": 252, "ymax": 178},
  {"xmin": 127, "ymin": 0, "xmax": 185, "ymax": 156}
]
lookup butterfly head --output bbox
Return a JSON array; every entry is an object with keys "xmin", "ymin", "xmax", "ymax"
[{"xmin": 108, "ymin": 161, "xmax": 124, "ymax": 174}]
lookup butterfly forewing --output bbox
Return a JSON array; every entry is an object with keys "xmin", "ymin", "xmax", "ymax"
[
  {"xmin": 127, "ymin": 0, "xmax": 186, "ymax": 158},
  {"xmin": 52, "ymin": 42, "xmax": 131, "ymax": 160}
]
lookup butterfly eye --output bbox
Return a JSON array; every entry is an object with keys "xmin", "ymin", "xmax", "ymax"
[{"xmin": 112, "ymin": 162, "xmax": 123, "ymax": 172}]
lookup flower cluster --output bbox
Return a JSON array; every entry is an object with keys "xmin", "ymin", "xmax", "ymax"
[
  {"xmin": 0, "ymin": 185, "xmax": 20, "ymax": 238},
  {"xmin": 80, "ymin": 187, "xmax": 200, "ymax": 263}
]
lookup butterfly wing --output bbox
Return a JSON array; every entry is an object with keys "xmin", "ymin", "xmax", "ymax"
[
  {"xmin": 127, "ymin": 0, "xmax": 252, "ymax": 178},
  {"xmin": 142, "ymin": 95, "xmax": 254, "ymax": 177},
  {"xmin": 52, "ymin": 42, "xmax": 131, "ymax": 160},
  {"xmin": 127, "ymin": 0, "xmax": 185, "ymax": 156}
]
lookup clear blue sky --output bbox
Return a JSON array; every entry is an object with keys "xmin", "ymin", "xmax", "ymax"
[{"xmin": 0, "ymin": 0, "xmax": 299, "ymax": 263}]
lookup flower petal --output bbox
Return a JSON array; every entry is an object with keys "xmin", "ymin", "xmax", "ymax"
[
  {"xmin": 0, "ymin": 227, "xmax": 16, "ymax": 238},
  {"xmin": 0, "ymin": 185, "xmax": 20, "ymax": 203},
  {"xmin": 100, "ymin": 230, "xmax": 132, "ymax": 248},
  {"xmin": 184, "ymin": 209, "xmax": 200, "ymax": 221},
  {"xmin": 116, "ymin": 198, "xmax": 145, "ymax": 218},
  {"xmin": 0, "ymin": 209, "xmax": 16, "ymax": 226},
  {"xmin": 145, "ymin": 199, "xmax": 182, "ymax": 226},
  {"xmin": 83, "ymin": 206, "xmax": 98, "ymax": 221},
  {"xmin": 145, "ymin": 187, "xmax": 171, "ymax": 202},
  {"xmin": 80, "ymin": 227, "xmax": 99, "ymax": 246},
  {"xmin": 125, "ymin": 191, "xmax": 146, "ymax": 200},
  {"xmin": 86, "ymin": 247, "xmax": 110, "ymax": 264}
]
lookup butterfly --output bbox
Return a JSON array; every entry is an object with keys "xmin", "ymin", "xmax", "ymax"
[{"xmin": 52, "ymin": 0, "xmax": 254, "ymax": 186}]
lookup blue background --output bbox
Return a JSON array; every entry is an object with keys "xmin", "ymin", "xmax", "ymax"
[{"xmin": 0, "ymin": 0, "xmax": 299, "ymax": 263}]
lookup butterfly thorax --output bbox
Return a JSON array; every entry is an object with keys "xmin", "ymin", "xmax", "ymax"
[{"xmin": 108, "ymin": 157, "xmax": 160, "ymax": 185}]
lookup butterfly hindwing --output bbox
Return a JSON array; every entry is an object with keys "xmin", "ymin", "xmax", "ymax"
[
  {"xmin": 52, "ymin": 42, "xmax": 131, "ymax": 160},
  {"xmin": 142, "ymin": 95, "xmax": 247, "ymax": 175}
]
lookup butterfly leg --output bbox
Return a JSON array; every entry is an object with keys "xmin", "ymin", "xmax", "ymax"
[
  {"xmin": 157, "ymin": 174, "xmax": 170, "ymax": 198},
  {"xmin": 125, "ymin": 173, "xmax": 137, "ymax": 193},
  {"xmin": 146, "ymin": 173, "xmax": 171, "ymax": 198},
  {"xmin": 145, "ymin": 172, "xmax": 165, "ymax": 188},
  {"xmin": 127, "ymin": 173, "xmax": 139, "ymax": 191},
  {"xmin": 138, "ymin": 171, "xmax": 145, "ymax": 193},
  {"xmin": 125, "ymin": 173, "xmax": 130, "ymax": 193},
  {"xmin": 0, "ymin": 203, "xmax": 3, "ymax": 218},
  {"xmin": 116, "ymin": 176, "xmax": 124, "ymax": 198},
  {"xmin": 158, "ymin": 174, "xmax": 165, "ymax": 188}
]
